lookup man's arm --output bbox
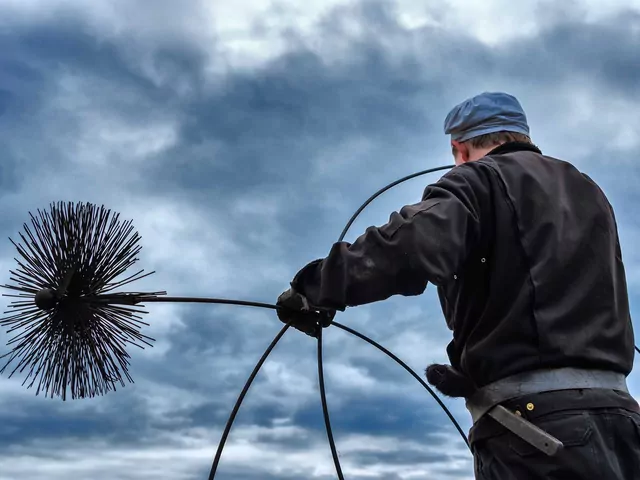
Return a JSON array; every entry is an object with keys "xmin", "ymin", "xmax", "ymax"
[{"xmin": 290, "ymin": 167, "xmax": 485, "ymax": 311}]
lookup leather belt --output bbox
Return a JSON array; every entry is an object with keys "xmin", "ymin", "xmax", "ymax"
[{"xmin": 465, "ymin": 368, "xmax": 629, "ymax": 456}]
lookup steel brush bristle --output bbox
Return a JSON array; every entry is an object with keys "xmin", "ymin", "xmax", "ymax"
[{"xmin": 0, "ymin": 202, "xmax": 165, "ymax": 400}]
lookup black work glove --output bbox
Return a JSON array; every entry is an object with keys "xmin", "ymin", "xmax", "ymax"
[
  {"xmin": 276, "ymin": 287, "xmax": 335, "ymax": 338},
  {"xmin": 425, "ymin": 363, "xmax": 477, "ymax": 398}
]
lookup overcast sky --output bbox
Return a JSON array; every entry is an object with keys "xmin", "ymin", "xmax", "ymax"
[{"xmin": 1, "ymin": 1, "xmax": 639, "ymax": 479}]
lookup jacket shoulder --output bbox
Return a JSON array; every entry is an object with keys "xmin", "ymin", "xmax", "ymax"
[{"xmin": 421, "ymin": 161, "xmax": 492, "ymax": 200}]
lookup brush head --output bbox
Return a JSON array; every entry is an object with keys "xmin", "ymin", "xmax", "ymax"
[{"xmin": 0, "ymin": 202, "xmax": 166, "ymax": 400}]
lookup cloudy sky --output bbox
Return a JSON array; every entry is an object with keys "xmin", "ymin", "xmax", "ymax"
[{"xmin": 1, "ymin": 0, "xmax": 640, "ymax": 479}]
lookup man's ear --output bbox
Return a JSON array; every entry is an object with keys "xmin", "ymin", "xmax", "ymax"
[{"xmin": 451, "ymin": 140, "xmax": 470, "ymax": 163}]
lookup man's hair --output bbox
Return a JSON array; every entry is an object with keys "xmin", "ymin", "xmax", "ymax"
[{"xmin": 452, "ymin": 131, "xmax": 533, "ymax": 154}]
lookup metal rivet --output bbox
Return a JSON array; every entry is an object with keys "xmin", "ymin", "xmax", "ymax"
[
  {"xmin": 515, "ymin": 410, "xmax": 522, "ymax": 416},
  {"xmin": 481, "ymin": 258, "xmax": 486, "ymax": 263},
  {"xmin": 526, "ymin": 403, "xmax": 534, "ymax": 411},
  {"xmin": 453, "ymin": 275, "xmax": 457, "ymax": 280}
]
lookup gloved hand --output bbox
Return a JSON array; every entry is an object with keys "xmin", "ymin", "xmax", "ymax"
[
  {"xmin": 276, "ymin": 287, "xmax": 335, "ymax": 338},
  {"xmin": 425, "ymin": 363, "xmax": 477, "ymax": 398}
]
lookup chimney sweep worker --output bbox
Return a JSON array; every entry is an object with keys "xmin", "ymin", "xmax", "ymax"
[{"xmin": 276, "ymin": 91, "xmax": 639, "ymax": 479}]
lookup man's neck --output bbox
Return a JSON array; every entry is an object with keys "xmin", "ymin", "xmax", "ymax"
[{"xmin": 487, "ymin": 141, "xmax": 542, "ymax": 156}]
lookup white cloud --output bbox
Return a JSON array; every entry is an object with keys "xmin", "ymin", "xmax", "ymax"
[
  {"xmin": 49, "ymin": 70, "xmax": 181, "ymax": 165},
  {"xmin": 210, "ymin": 0, "xmax": 640, "ymax": 71}
]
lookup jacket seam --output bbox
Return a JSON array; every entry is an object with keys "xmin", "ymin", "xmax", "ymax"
[
  {"xmin": 385, "ymin": 201, "xmax": 442, "ymax": 240},
  {"xmin": 483, "ymin": 160, "xmax": 543, "ymax": 367}
]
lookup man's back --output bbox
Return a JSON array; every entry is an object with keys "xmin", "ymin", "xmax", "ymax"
[
  {"xmin": 279, "ymin": 91, "xmax": 640, "ymax": 479},
  {"xmin": 437, "ymin": 141, "xmax": 634, "ymax": 388}
]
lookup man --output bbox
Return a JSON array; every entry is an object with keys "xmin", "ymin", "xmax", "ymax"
[{"xmin": 276, "ymin": 92, "xmax": 640, "ymax": 479}]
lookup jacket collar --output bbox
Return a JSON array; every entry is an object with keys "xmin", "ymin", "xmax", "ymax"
[{"xmin": 487, "ymin": 141, "xmax": 542, "ymax": 156}]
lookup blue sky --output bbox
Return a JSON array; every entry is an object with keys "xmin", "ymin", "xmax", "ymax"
[{"xmin": 1, "ymin": 0, "xmax": 640, "ymax": 479}]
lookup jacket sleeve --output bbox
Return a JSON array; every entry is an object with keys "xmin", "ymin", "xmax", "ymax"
[{"xmin": 291, "ymin": 167, "xmax": 485, "ymax": 311}]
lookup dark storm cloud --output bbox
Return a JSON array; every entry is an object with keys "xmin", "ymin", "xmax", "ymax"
[
  {"xmin": 0, "ymin": 49, "xmax": 51, "ymax": 195},
  {"xmin": 290, "ymin": 393, "xmax": 458, "ymax": 438},
  {"xmin": 2, "ymin": 3, "xmax": 639, "ymax": 252},
  {"xmin": 0, "ymin": 88, "xmax": 13, "ymax": 116},
  {"xmin": 0, "ymin": 149, "xmax": 22, "ymax": 193},
  {"xmin": 349, "ymin": 448, "xmax": 462, "ymax": 468},
  {"xmin": 150, "ymin": 3, "xmax": 640, "ymax": 256},
  {"xmin": 0, "ymin": 19, "xmax": 206, "ymax": 102},
  {"xmin": 0, "ymin": 1, "xmax": 639, "ymax": 479},
  {"xmin": 0, "ymin": 392, "xmax": 158, "ymax": 447},
  {"xmin": 522, "ymin": 8, "xmax": 640, "ymax": 97}
]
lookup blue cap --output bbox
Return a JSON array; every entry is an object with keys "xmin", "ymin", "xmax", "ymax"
[{"xmin": 443, "ymin": 92, "xmax": 530, "ymax": 142}]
